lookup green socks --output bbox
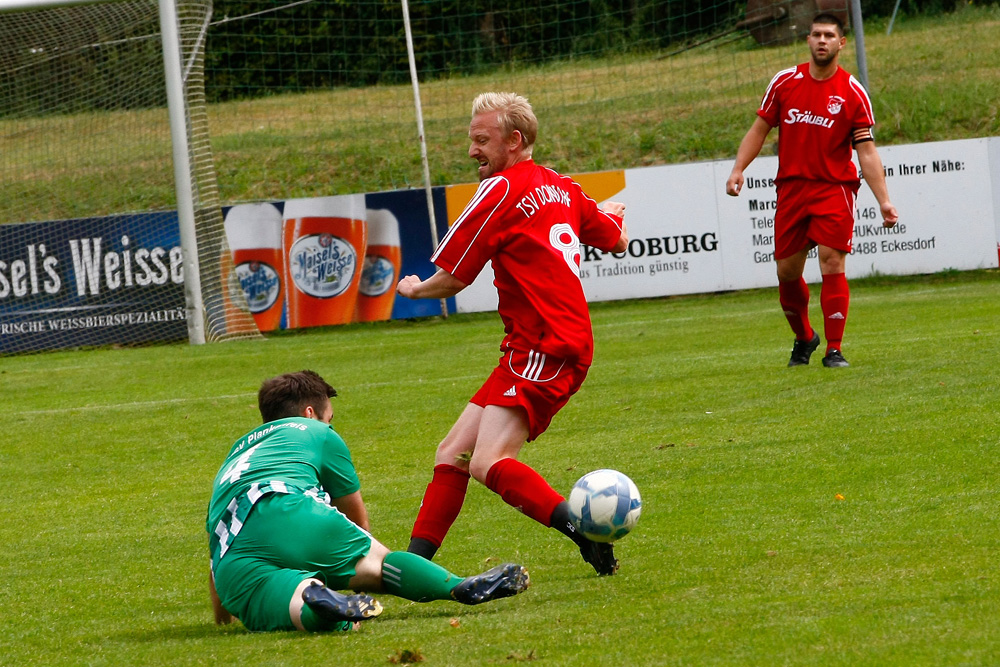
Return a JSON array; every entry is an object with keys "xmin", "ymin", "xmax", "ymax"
[
  {"xmin": 381, "ymin": 550, "xmax": 463, "ymax": 602},
  {"xmin": 298, "ymin": 604, "xmax": 350, "ymax": 633}
]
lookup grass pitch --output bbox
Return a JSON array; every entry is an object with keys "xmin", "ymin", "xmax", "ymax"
[{"xmin": 2, "ymin": 269, "xmax": 998, "ymax": 665}]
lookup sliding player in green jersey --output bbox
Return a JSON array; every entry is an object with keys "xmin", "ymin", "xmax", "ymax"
[{"xmin": 207, "ymin": 370, "xmax": 529, "ymax": 632}]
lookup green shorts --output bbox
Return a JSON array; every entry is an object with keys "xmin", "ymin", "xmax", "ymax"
[{"xmin": 213, "ymin": 492, "xmax": 373, "ymax": 632}]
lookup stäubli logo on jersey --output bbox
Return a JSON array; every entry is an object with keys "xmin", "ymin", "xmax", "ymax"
[
  {"xmin": 234, "ymin": 261, "xmax": 281, "ymax": 313},
  {"xmin": 784, "ymin": 108, "xmax": 835, "ymax": 128},
  {"xmin": 289, "ymin": 233, "xmax": 357, "ymax": 298}
]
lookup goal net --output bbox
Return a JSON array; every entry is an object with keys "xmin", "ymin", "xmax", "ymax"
[
  {"xmin": 202, "ymin": 0, "xmax": 851, "ymax": 203},
  {"xmin": 0, "ymin": 0, "xmax": 259, "ymax": 354}
]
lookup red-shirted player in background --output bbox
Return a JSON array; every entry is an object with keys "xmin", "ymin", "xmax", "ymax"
[
  {"xmin": 726, "ymin": 13, "xmax": 898, "ymax": 368},
  {"xmin": 396, "ymin": 92, "xmax": 628, "ymax": 575}
]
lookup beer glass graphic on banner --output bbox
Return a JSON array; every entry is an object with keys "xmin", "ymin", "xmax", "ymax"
[
  {"xmin": 283, "ymin": 194, "xmax": 368, "ymax": 328},
  {"xmin": 223, "ymin": 203, "xmax": 284, "ymax": 332},
  {"xmin": 356, "ymin": 208, "xmax": 401, "ymax": 322}
]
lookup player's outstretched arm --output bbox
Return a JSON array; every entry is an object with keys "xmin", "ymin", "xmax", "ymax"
[
  {"xmin": 611, "ymin": 218, "xmax": 629, "ymax": 253},
  {"xmin": 855, "ymin": 140, "xmax": 899, "ymax": 227},
  {"xmin": 397, "ymin": 269, "xmax": 467, "ymax": 300},
  {"xmin": 600, "ymin": 201, "xmax": 629, "ymax": 253},
  {"xmin": 726, "ymin": 117, "xmax": 772, "ymax": 196},
  {"xmin": 600, "ymin": 200, "xmax": 626, "ymax": 218}
]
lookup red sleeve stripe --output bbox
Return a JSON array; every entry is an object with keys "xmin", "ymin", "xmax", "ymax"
[
  {"xmin": 431, "ymin": 176, "xmax": 510, "ymax": 271},
  {"xmin": 759, "ymin": 66, "xmax": 798, "ymax": 116}
]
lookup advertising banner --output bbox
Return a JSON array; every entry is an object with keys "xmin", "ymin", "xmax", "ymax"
[
  {"xmin": 450, "ymin": 164, "xmax": 729, "ymax": 314},
  {"xmin": 446, "ymin": 167, "xmax": 727, "ymax": 313},
  {"xmin": 0, "ymin": 212, "xmax": 187, "ymax": 354},
  {"xmin": 990, "ymin": 136, "xmax": 1000, "ymax": 264},
  {"xmin": 452, "ymin": 138, "xmax": 999, "ymax": 314},
  {"xmin": 714, "ymin": 137, "xmax": 999, "ymax": 288},
  {"xmin": 3, "ymin": 138, "xmax": 997, "ymax": 352},
  {"xmin": 221, "ymin": 187, "xmax": 452, "ymax": 332}
]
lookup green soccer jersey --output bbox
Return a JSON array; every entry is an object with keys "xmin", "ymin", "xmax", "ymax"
[{"xmin": 206, "ymin": 417, "xmax": 361, "ymax": 570}]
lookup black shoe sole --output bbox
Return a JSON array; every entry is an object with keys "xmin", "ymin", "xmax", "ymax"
[
  {"xmin": 302, "ymin": 583, "xmax": 383, "ymax": 621},
  {"xmin": 451, "ymin": 563, "xmax": 530, "ymax": 605},
  {"xmin": 580, "ymin": 540, "xmax": 619, "ymax": 576}
]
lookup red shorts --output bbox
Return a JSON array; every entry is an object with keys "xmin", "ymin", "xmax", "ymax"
[
  {"xmin": 470, "ymin": 348, "xmax": 590, "ymax": 442},
  {"xmin": 774, "ymin": 180, "xmax": 857, "ymax": 260}
]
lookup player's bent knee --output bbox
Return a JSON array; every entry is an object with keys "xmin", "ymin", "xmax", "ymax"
[
  {"xmin": 467, "ymin": 453, "xmax": 501, "ymax": 484},
  {"xmin": 348, "ymin": 540, "xmax": 390, "ymax": 591},
  {"xmin": 289, "ymin": 577, "xmax": 323, "ymax": 631}
]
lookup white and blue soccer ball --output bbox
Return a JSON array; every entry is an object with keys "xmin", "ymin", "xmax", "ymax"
[{"xmin": 567, "ymin": 469, "xmax": 642, "ymax": 543}]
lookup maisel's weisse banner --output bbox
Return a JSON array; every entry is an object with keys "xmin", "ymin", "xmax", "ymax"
[
  {"xmin": 2, "ymin": 138, "xmax": 999, "ymax": 352},
  {"xmin": 0, "ymin": 189, "xmax": 452, "ymax": 353},
  {"xmin": 0, "ymin": 212, "xmax": 188, "ymax": 353},
  {"xmin": 221, "ymin": 187, "xmax": 452, "ymax": 333}
]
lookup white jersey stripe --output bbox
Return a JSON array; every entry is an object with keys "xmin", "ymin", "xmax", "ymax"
[
  {"xmin": 759, "ymin": 66, "xmax": 798, "ymax": 116},
  {"xmin": 526, "ymin": 350, "xmax": 545, "ymax": 380},
  {"xmin": 848, "ymin": 74, "xmax": 876, "ymax": 127},
  {"xmin": 838, "ymin": 185, "xmax": 855, "ymax": 215},
  {"xmin": 523, "ymin": 350, "xmax": 536, "ymax": 378},
  {"xmin": 215, "ymin": 522, "xmax": 231, "ymax": 547},
  {"xmin": 432, "ymin": 177, "xmax": 499, "ymax": 257},
  {"xmin": 247, "ymin": 482, "xmax": 263, "ymax": 504},
  {"xmin": 432, "ymin": 175, "xmax": 503, "ymax": 255},
  {"xmin": 536, "ymin": 353, "xmax": 548, "ymax": 380},
  {"xmin": 504, "ymin": 348, "xmax": 568, "ymax": 383},
  {"xmin": 431, "ymin": 176, "xmax": 510, "ymax": 275}
]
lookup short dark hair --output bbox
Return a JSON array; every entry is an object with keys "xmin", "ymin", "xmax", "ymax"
[
  {"xmin": 257, "ymin": 370, "xmax": 337, "ymax": 423},
  {"xmin": 812, "ymin": 12, "xmax": 845, "ymax": 36}
]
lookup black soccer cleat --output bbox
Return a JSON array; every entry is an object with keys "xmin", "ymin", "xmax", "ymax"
[
  {"xmin": 451, "ymin": 563, "xmax": 530, "ymax": 605},
  {"xmin": 579, "ymin": 538, "xmax": 619, "ymax": 576},
  {"xmin": 788, "ymin": 331, "xmax": 821, "ymax": 366},
  {"xmin": 302, "ymin": 582, "xmax": 383, "ymax": 622},
  {"xmin": 822, "ymin": 349, "xmax": 850, "ymax": 368}
]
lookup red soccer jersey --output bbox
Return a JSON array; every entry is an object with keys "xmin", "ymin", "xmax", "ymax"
[
  {"xmin": 433, "ymin": 159, "xmax": 624, "ymax": 364},
  {"xmin": 757, "ymin": 63, "xmax": 875, "ymax": 188}
]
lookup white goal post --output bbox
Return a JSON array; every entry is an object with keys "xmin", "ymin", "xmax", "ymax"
[{"xmin": 0, "ymin": 0, "xmax": 259, "ymax": 350}]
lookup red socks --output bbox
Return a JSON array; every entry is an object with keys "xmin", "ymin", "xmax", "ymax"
[
  {"xmin": 778, "ymin": 277, "xmax": 814, "ymax": 341},
  {"xmin": 485, "ymin": 458, "xmax": 564, "ymax": 527},
  {"xmin": 821, "ymin": 272, "xmax": 849, "ymax": 353},
  {"xmin": 410, "ymin": 459, "xmax": 566, "ymax": 548},
  {"xmin": 409, "ymin": 464, "xmax": 470, "ymax": 547}
]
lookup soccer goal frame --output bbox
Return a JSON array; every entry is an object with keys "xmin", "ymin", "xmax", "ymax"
[{"xmin": 0, "ymin": 0, "xmax": 227, "ymax": 346}]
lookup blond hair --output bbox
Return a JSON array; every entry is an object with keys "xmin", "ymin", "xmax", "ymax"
[{"xmin": 471, "ymin": 92, "xmax": 538, "ymax": 150}]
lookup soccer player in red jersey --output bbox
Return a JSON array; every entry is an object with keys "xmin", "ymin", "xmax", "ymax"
[
  {"xmin": 396, "ymin": 92, "xmax": 628, "ymax": 575},
  {"xmin": 726, "ymin": 13, "xmax": 898, "ymax": 368}
]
